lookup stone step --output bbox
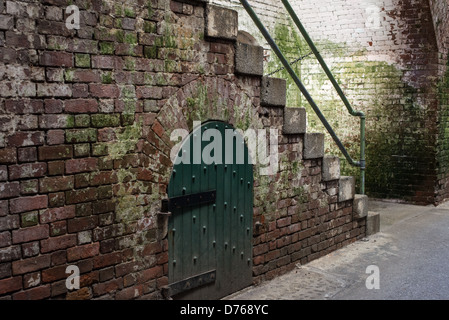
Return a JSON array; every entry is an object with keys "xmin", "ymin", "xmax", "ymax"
[
  {"xmin": 366, "ymin": 211, "xmax": 380, "ymax": 236},
  {"xmin": 338, "ymin": 176, "xmax": 355, "ymax": 201},
  {"xmin": 205, "ymin": 4, "xmax": 238, "ymax": 41},
  {"xmin": 353, "ymin": 194, "xmax": 368, "ymax": 218},
  {"xmin": 283, "ymin": 107, "xmax": 307, "ymax": 134},
  {"xmin": 261, "ymin": 77, "xmax": 287, "ymax": 107},
  {"xmin": 322, "ymin": 155, "xmax": 340, "ymax": 181},
  {"xmin": 235, "ymin": 42, "xmax": 264, "ymax": 77},
  {"xmin": 303, "ymin": 132, "xmax": 324, "ymax": 159}
]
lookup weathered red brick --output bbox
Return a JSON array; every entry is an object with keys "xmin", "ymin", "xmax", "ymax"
[
  {"xmin": 64, "ymin": 99, "xmax": 98, "ymax": 113},
  {"xmin": 12, "ymin": 224, "xmax": 49, "ymax": 244},
  {"xmin": 89, "ymin": 84, "xmax": 120, "ymax": 98},
  {"xmin": 210, "ymin": 42, "xmax": 233, "ymax": 54},
  {"xmin": 39, "ymin": 206, "xmax": 75, "ymax": 224},
  {"xmin": 14, "ymin": 115, "xmax": 38, "ymax": 130},
  {"xmin": 92, "ymin": 199, "xmax": 115, "ymax": 214},
  {"xmin": 0, "ymin": 182, "xmax": 20, "ymax": 199},
  {"xmin": 10, "ymin": 195, "xmax": 48, "ymax": 214},
  {"xmin": 12, "ymin": 254, "xmax": 51, "ymax": 275},
  {"xmin": 37, "ymin": 19, "xmax": 74, "ymax": 37},
  {"xmin": 97, "ymin": 128, "xmax": 116, "ymax": 142},
  {"xmin": 277, "ymin": 217, "xmax": 291, "ymax": 228},
  {"xmin": 0, "ymin": 166, "xmax": 6, "ymax": 182},
  {"xmin": 47, "ymin": 161, "xmax": 65, "ymax": 176},
  {"xmin": 48, "ymin": 192, "xmax": 65, "ymax": 208},
  {"xmin": 8, "ymin": 163, "xmax": 47, "ymax": 180},
  {"xmin": 141, "ymin": 242, "xmax": 162, "ymax": 256},
  {"xmin": 37, "ymin": 83, "xmax": 72, "ymax": 97},
  {"xmin": 40, "ymin": 264, "xmax": 67, "ymax": 283},
  {"xmin": 93, "ymin": 278, "xmax": 123, "ymax": 296},
  {"xmin": 5, "ymin": 100, "xmax": 44, "ymax": 114},
  {"xmin": 0, "ymin": 148, "xmax": 17, "ymax": 164},
  {"xmin": 115, "ymin": 284, "xmax": 143, "ymax": 300},
  {"xmin": 0, "ymin": 200, "xmax": 8, "ymax": 216},
  {"xmin": 67, "ymin": 242, "xmax": 100, "ymax": 262},
  {"xmin": 40, "ymin": 51, "xmax": 73, "ymax": 67},
  {"xmin": 0, "ymin": 276, "xmax": 22, "ymax": 295},
  {"xmin": 136, "ymin": 86, "xmax": 162, "ymax": 99},
  {"xmin": 6, "ymin": 132, "xmax": 45, "ymax": 147},
  {"xmin": 141, "ymin": 265, "xmax": 163, "ymax": 282},
  {"xmin": 93, "ymin": 252, "xmax": 122, "ymax": 269},
  {"xmin": 67, "ymin": 70, "xmax": 101, "ymax": 83},
  {"xmin": 22, "ymin": 241, "xmax": 40, "ymax": 258},
  {"xmin": 46, "ymin": 129, "xmax": 65, "ymax": 145},
  {"xmin": 0, "ymin": 245, "xmax": 21, "ymax": 262},
  {"xmin": 19, "ymin": 179, "xmax": 38, "ymax": 195},
  {"xmin": 66, "ymin": 287, "xmax": 93, "ymax": 300},
  {"xmin": 90, "ymin": 171, "xmax": 117, "ymax": 186},
  {"xmin": 38, "ymin": 145, "xmax": 73, "ymax": 161},
  {"xmin": 39, "ymin": 114, "xmax": 73, "ymax": 129},
  {"xmin": 72, "ymin": 83, "xmax": 89, "ymax": 98},
  {"xmin": 151, "ymin": 120, "xmax": 165, "ymax": 139},
  {"xmin": 0, "ymin": 215, "xmax": 19, "ymax": 232},
  {"xmin": 23, "ymin": 271, "xmax": 42, "ymax": 289},
  {"xmin": 91, "ymin": 55, "xmax": 124, "ymax": 69},
  {"xmin": 49, "ymin": 220, "xmax": 66, "ymax": 237},
  {"xmin": 114, "ymin": 261, "xmax": 141, "ymax": 279},
  {"xmin": 65, "ymin": 158, "xmax": 98, "ymax": 174},
  {"xmin": 5, "ymin": 31, "xmax": 30, "ymax": 48},
  {"xmin": 39, "ymin": 176, "xmax": 74, "ymax": 193},
  {"xmin": 0, "ymin": 231, "xmax": 11, "ymax": 247},
  {"xmin": 67, "ymin": 216, "xmax": 98, "ymax": 233},
  {"xmin": 44, "ymin": 99, "xmax": 63, "ymax": 114},
  {"xmin": 50, "ymin": 250, "xmax": 67, "ymax": 267},
  {"xmin": 12, "ymin": 284, "xmax": 51, "ymax": 300},
  {"xmin": 40, "ymin": 234, "xmax": 76, "ymax": 254},
  {"xmin": 17, "ymin": 147, "xmax": 37, "ymax": 163}
]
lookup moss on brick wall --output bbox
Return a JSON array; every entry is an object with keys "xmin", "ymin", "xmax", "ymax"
[
  {"xmin": 436, "ymin": 57, "xmax": 449, "ymax": 202},
  {"xmin": 256, "ymin": 1, "xmax": 443, "ymax": 204}
]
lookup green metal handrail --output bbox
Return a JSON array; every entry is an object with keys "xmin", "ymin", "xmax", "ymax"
[{"xmin": 238, "ymin": 0, "xmax": 366, "ymax": 194}]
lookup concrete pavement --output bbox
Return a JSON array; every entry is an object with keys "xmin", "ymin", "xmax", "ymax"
[{"xmin": 225, "ymin": 200, "xmax": 449, "ymax": 300}]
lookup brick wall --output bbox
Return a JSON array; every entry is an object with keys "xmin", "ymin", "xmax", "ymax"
[
  {"xmin": 217, "ymin": 0, "xmax": 449, "ymax": 205},
  {"xmin": 430, "ymin": 0, "xmax": 449, "ymax": 204},
  {"xmin": 0, "ymin": 0, "xmax": 367, "ymax": 300}
]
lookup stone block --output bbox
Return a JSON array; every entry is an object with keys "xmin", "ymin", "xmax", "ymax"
[
  {"xmin": 322, "ymin": 155, "xmax": 340, "ymax": 181},
  {"xmin": 283, "ymin": 107, "xmax": 306, "ymax": 134},
  {"xmin": 0, "ymin": 15, "xmax": 13, "ymax": 30},
  {"xmin": 338, "ymin": 176, "xmax": 355, "ymax": 201},
  {"xmin": 366, "ymin": 211, "xmax": 380, "ymax": 236},
  {"xmin": 261, "ymin": 77, "xmax": 286, "ymax": 107},
  {"xmin": 235, "ymin": 42, "xmax": 264, "ymax": 76},
  {"xmin": 205, "ymin": 5, "xmax": 238, "ymax": 41},
  {"xmin": 353, "ymin": 194, "xmax": 368, "ymax": 219},
  {"xmin": 303, "ymin": 133, "xmax": 324, "ymax": 159}
]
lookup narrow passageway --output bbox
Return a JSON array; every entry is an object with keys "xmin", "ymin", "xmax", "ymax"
[{"xmin": 227, "ymin": 200, "xmax": 449, "ymax": 300}]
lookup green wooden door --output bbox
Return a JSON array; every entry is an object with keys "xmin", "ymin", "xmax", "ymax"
[{"xmin": 167, "ymin": 121, "xmax": 253, "ymax": 300}]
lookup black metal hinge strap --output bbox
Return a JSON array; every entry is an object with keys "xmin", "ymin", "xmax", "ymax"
[
  {"xmin": 164, "ymin": 270, "xmax": 216, "ymax": 297},
  {"xmin": 161, "ymin": 190, "xmax": 216, "ymax": 212}
]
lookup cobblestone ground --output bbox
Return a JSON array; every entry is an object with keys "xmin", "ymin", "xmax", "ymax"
[
  {"xmin": 224, "ymin": 264, "xmax": 347, "ymax": 300},
  {"xmin": 225, "ymin": 201, "xmax": 449, "ymax": 300}
]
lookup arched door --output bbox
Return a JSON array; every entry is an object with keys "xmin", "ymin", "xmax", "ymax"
[{"xmin": 167, "ymin": 121, "xmax": 253, "ymax": 299}]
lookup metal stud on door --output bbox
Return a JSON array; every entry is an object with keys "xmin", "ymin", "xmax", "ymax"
[{"xmin": 166, "ymin": 121, "xmax": 253, "ymax": 299}]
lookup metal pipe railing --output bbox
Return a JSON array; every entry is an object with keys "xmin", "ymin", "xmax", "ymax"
[{"xmin": 238, "ymin": 0, "xmax": 366, "ymax": 194}]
